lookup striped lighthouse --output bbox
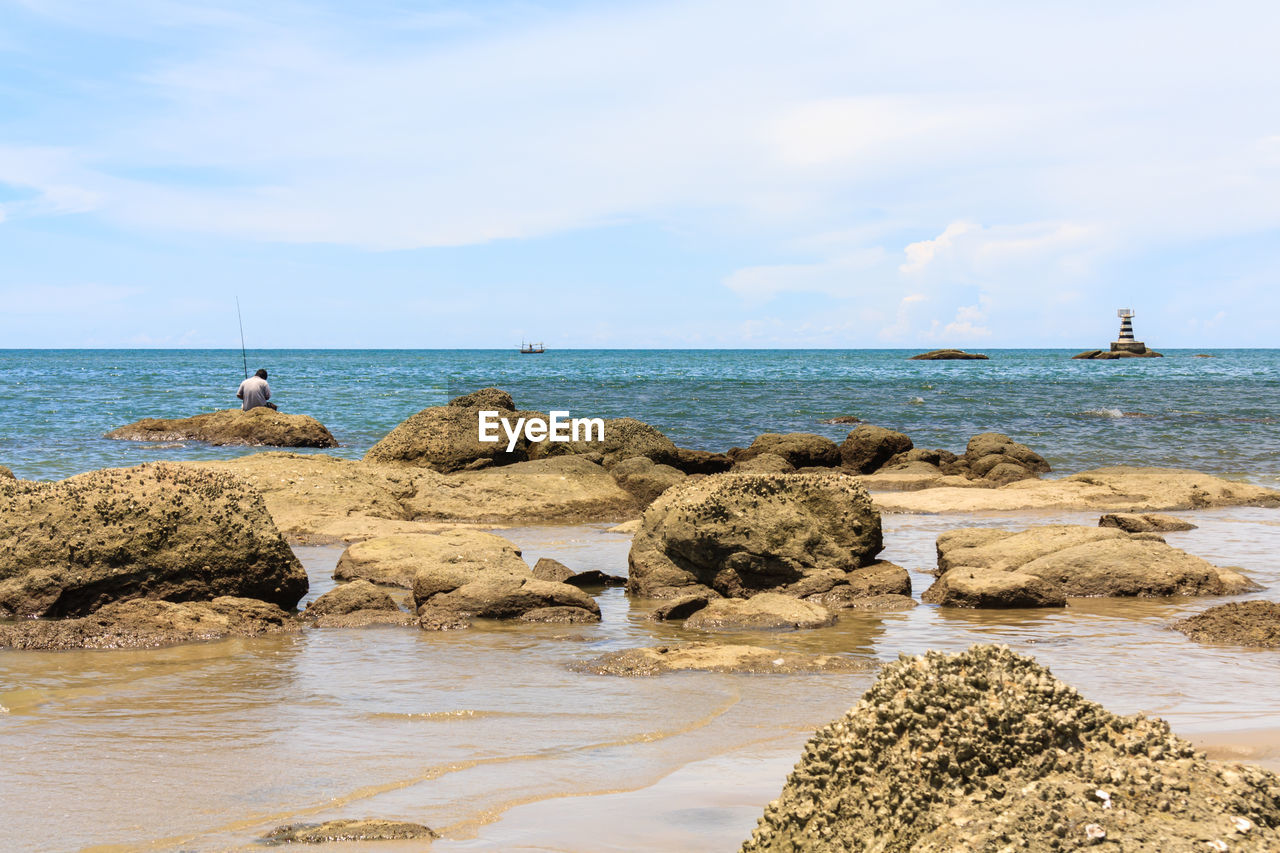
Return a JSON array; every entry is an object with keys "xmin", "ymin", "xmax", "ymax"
[{"xmin": 1111, "ymin": 309, "xmax": 1148, "ymax": 354}]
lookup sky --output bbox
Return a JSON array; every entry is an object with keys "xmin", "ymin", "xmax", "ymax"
[{"xmin": 1, "ymin": 0, "xmax": 1278, "ymax": 348}]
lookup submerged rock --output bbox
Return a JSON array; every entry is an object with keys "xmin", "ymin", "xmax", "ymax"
[
  {"xmin": 684, "ymin": 593, "xmax": 836, "ymax": 631},
  {"xmin": 924, "ymin": 524, "xmax": 1258, "ymax": 607},
  {"xmin": 908, "ymin": 348, "xmax": 990, "ymax": 360},
  {"xmin": 0, "ymin": 597, "xmax": 299, "ymax": 650},
  {"xmin": 575, "ymin": 643, "xmax": 867, "ymax": 676},
  {"xmin": 0, "ymin": 463, "xmax": 307, "ymax": 618},
  {"xmin": 263, "ymin": 819, "xmax": 438, "ymax": 844},
  {"xmin": 627, "ymin": 472, "xmax": 885, "ymax": 601},
  {"xmin": 106, "ymin": 408, "xmax": 337, "ymax": 448},
  {"xmin": 742, "ymin": 644, "xmax": 1280, "ymax": 852},
  {"xmin": 1173, "ymin": 601, "xmax": 1280, "ymax": 648},
  {"xmin": 1100, "ymin": 512, "xmax": 1198, "ymax": 533}
]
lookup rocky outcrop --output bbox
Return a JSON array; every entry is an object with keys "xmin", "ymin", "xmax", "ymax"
[
  {"xmin": 263, "ymin": 820, "xmax": 438, "ymax": 844},
  {"xmin": 732, "ymin": 453, "xmax": 794, "ymax": 474},
  {"xmin": 364, "ymin": 392, "xmax": 534, "ymax": 472},
  {"xmin": 819, "ymin": 415, "xmax": 861, "ymax": 425},
  {"xmin": 838, "ymin": 425, "xmax": 913, "ymax": 473},
  {"xmin": 530, "ymin": 558, "xmax": 624, "ymax": 588},
  {"xmin": 647, "ymin": 594, "xmax": 712, "ymax": 621},
  {"xmin": 106, "ymin": 408, "xmax": 337, "ymax": 448},
  {"xmin": 302, "ymin": 580, "xmax": 412, "ymax": 627},
  {"xmin": 527, "ymin": 417, "xmax": 680, "ymax": 469},
  {"xmin": 873, "ymin": 466, "xmax": 1280, "ymax": 514},
  {"xmin": 628, "ymin": 472, "xmax": 887, "ymax": 601},
  {"xmin": 0, "ymin": 465, "xmax": 14, "ymax": 480},
  {"xmin": 337, "ymin": 530, "xmax": 528, "ymax": 588},
  {"xmin": 923, "ymin": 524, "xmax": 1258, "ymax": 607},
  {"xmin": 531, "ymin": 557, "xmax": 575, "ymax": 583},
  {"xmin": 672, "ymin": 447, "xmax": 734, "ymax": 474},
  {"xmin": 908, "ymin": 349, "xmax": 989, "ymax": 360},
  {"xmin": 1100, "ymin": 512, "xmax": 1198, "ymax": 533},
  {"xmin": 0, "ymin": 597, "xmax": 299, "ymax": 650},
  {"xmin": 683, "ymin": 593, "xmax": 836, "ymax": 631},
  {"xmin": 609, "ymin": 456, "xmax": 687, "ymax": 505},
  {"xmin": 574, "ymin": 643, "xmax": 867, "ymax": 676},
  {"xmin": 1073, "ymin": 348, "xmax": 1164, "ymax": 359},
  {"xmin": 0, "ymin": 463, "xmax": 307, "ymax": 618},
  {"xmin": 1173, "ymin": 601, "xmax": 1280, "ymax": 648},
  {"xmin": 731, "ymin": 433, "xmax": 842, "ymax": 469},
  {"xmin": 410, "ymin": 531, "xmax": 600, "ymax": 625},
  {"xmin": 741, "ymin": 645, "xmax": 1280, "ymax": 852},
  {"xmin": 449, "ymin": 387, "xmax": 514, "ymax": 410}
]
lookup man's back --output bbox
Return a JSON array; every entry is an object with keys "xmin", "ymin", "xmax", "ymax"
[{"xmin": 237, "ymin": 376, "xmax": 271, "ymax": 411}]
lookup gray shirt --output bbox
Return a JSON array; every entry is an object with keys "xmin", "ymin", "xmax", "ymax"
[{"xmin": 236, "ymin": 376, "xmax": 271, "ymax": 411}]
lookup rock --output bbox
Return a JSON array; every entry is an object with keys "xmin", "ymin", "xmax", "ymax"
[
  {"xmin": 872, "ymin": 466, "xmax": 1280, "ymax": 513},
  {"xmin": 819, "ymin": 415, "xmax": 861, "ymax": 425},
  {"xmin": 908, "ymin": 349, "xmax": 990, "ymax": 360},
  {"xmin": 574, "ymin": 643, "xmax": 867, "ymax": 676},
  {"xmin": 609, "ymin": 456, "xmax": 687, "ymax": 505},
  {"xmin": 0, "ymin": 465, "xmax": 14, "ymax": 480},
  {"xmin": 922, "ymin": 567, "xmax": 1067, "ymax": 608},
  {"xmin": 683, "ymin": 593, "xmax": 836, "ymax": 631},
  {"xmin": 0, "ymin": 597, "xmax": 299, "ymax": 650},
  {"xmin": 802, "ymin": 562, "xmax": 912, "ymax": 609},
  {"xmin": 418, "ymin": 607, "xmax": 473, "ymax": 631},
  {"xmin": 1073, "ymin": 348, "xmax": 1164, "ymax": 359},
  {"xmin": 410, "ymin": 531, "xmax": 601, "ymax": 622},
  {"xmin": 628, "ymin": 472, "xmax": 884, "ymax": 600},
  {"xmin": 449, "ymin": 386, "xmax": 514, "ymax": 410},
  {"xmin": 518, "ymin": 606, "xmax": 600, "ymax": 624},
  {"xmin": 732, "ymin": 433, "xmax": 842, "ymax": 469},
  {"xmin": 106, "ymin": 408, "xmax": 337, "ymax": 448},
  {"xmin": 364, "ymin": 400, "xmax": 531, "ymax": 472},
  {"xmin": 607, "ymin": 519, "xmax": 642, "ymax": 535},
  {"xmin": 1173, "ymin": 601, "xmax": 1280, "ymax": 648},
  {"xmin": 339, "ymin": 530, "xmax": 528, "ymax": 589},
  {"xmin": 839, "ymin": 425, "xmax": 914, "ymax": 474},
  {"xmin": 0, "ymin": 463, "xmax": 307, "ymax": 618},
  {"xmin": 562, "ymin": 569, "xmax": 626, "ymax": 588},
  {"xmin": 531, "ymin": 557, "xmax": 575, "ymax": 583},
  {"xmin": 1100, "ymin": 512, "xmax": 1198, "ymax": 533},
  {"xmin": 647, "ymin": 594, "xmax": 713, "ymax": 621},
  {"xmin": 673, "ymin": 447, "xmax": 735, "ymax": 474},
  {"xmin": 741, "ymin": 644, "xmax": 1280, "ymax": 853},
  {"xmin": 961, "ymin": 432, "xmax": 1051, "ymax": 483},
  {"xmin": 925, "ymin": 524, "xmax": 1258, "ymax": 605},
  {"xmin": 835, "ymin": 593, "xmax": 917, "ymax": 611},
  {"xmin": 263, "ymin": 819, "xmax": 438, "ymax": 843},
  {"xmin": 732, "ymin": 452, "xmax": 795, "ymax": 473},
  {"xmin": 304, "ymin": 579, "xmax": 399, "ymax": 618},
  {"xmin": 527, "ymin": 417, "xmax": 679, "ymax": 469}
]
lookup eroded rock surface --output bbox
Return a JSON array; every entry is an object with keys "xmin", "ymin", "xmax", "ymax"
[
  {"xmin": 839, "ymin": 425, "xmax": 913, "ymax": 474},
  {"xmin": 0, "ymin": 463, "xmax": 307, "ymax": 617},
  {"xmin": 302, "ymin": 580, "xmax": 411, "ymax": 628},
  {"xmin": 107, "ymin": 408, "xmax": 337, "ymax": 448},
  {"xmin": 628, "ymin": 472, "xmax": 886, "ymax": 601},
  {"xmin": 1173, "ymin": 601, "xmax": 1280, "ymax": 648},
  {"xmin": 0, "ymin": 597, "xmax": 298, "ymax": 650},
  {"xmin": 364, "ymin": 395, "xmax": 532, "ymax": 472},
  {"xmin": 1100, "ymin": 512, "xmax": 1198, "ymax": 533},
  {"xmin": 683, "ymin": 593, "xmax": 836, "ymax": 631},
  {"xmin": 575, "ymin": 643, "xmax": 867, "ymax": 676},
  {"xmin": 731, "ymin": 433, "xmax": 842, "ymax": 469},
  {"xmin": 908, "ymin": 348, "xmax": 989, "ymax": 360},
  {"xmin": 527, "ymin": 417, "xmax": 679, "ymax": 469},
  {"xmin": 742, "ymin": 645, "xmax": 1280, "ymax": 852},
  {"xmin": 263, "ymin": 819, "xmax": 437, "ymax": 844},
  {"xmin": 609, "ymin": 455, "xmax": 687, "ymax": 505}
]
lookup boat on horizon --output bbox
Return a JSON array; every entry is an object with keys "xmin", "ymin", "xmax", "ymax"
[{"xmin": 519, "ymin": 341, "xmax": 546, "ymax": 354}]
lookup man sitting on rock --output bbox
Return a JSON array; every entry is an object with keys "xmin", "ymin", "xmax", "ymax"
[{"xmin": 236, "ymin": 368, "xmax": 278, "ymax": 411}]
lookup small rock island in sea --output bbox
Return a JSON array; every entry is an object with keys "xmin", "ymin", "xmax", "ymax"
[
  {"xmin": 1073, "ymin": 308, "xmax": 1163, "ymax": 359},
  {"xmin": 908, "ymin": 348, "xmax": 989, "ymax": 360},
  {"xmin": 107, "ymin": 407, "xmax": 338, "ymax": 448}
]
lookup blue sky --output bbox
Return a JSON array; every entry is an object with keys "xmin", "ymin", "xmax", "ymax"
[{"xmin": 1, "ymin": 0, "xmax": 1278, "ymax": 348}]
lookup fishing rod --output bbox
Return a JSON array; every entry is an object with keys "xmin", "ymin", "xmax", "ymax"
[{"xmin": 236, "ymin": 296, "xmax": 248, "ymax": 379}]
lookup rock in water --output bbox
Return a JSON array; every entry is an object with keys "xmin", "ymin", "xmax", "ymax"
[
  {"xmin": 838, "ymin": 425, "xmax": 913, "ymax": 474},
  {"xmin": 683, "ymin": 593, "xmax": 836, "ymax": 631},
  {"xmin": 741, "ymin": 645, "xmax": 1280, "ymax": 852},
  {"xmin": 731, "ymin": 433, "xmax": 843, "ymax": 469},
  {"xmin": 0, "ymin": 463, "xmax": 307, "ymax": 617},
  {"xmin": 1100, "ymin": 512, "xmax": 1198, "ymax": 533},
  {"xmin": 264, "ymin": 819, "xmax": 437, "ymax": 843},
  {"xmin": 1173, "ymin": 601, "xmax": 1280, "ymax": 648},
  {"xmin": 106, "ymin": 408, "xmax": 337, "ymax": 448},
  {"xmin": 304, "ymin": 579, "xmax": 399, "ymax": 617},
  {"xmin": 609, "ymin": 455, "xmax": 687, "ymax": 505},
  {"xmin": 575, "ymin": 643, "xmax": 867, "ymax": 676},
  {"xmin": 0, "ymin": 465, "xmax": 14, "ymax": 480},
  {"xmin": 628, "ymin": 472, "xmax": 899, "ymax": 602},
  {"xmin": 908, "ymin": 348, "xmax": 990, "ymax": 360},
  {"xmin": 364, "ymin": 393, "xmax": 533, "ymax": 472},
  {"xmin": 527, "ymin": 417, "xmax": 680, "ymax": 469}
]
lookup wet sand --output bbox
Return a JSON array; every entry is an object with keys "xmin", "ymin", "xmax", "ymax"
[{"xmin": 2, "ymin": 507, "xmax": 1279, "ymax": 851}]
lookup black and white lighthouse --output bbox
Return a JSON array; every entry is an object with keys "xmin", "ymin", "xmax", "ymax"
[{"xmin": 1111, "ymin": 308, "xmax": 1147, "ymax": 355}]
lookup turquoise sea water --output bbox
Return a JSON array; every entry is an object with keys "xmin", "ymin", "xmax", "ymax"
[{"xmin": 1, "ymin": 348, "xmax": 1277, "ymax": 484}]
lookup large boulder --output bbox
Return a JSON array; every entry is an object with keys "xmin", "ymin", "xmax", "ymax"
[
  {"xmin": 839, "ymin": 425, "xmax": 913, "ymax": 473},
  {"xmin": 908, "ymin": 348, "xmax": 989, "ymax": 360},
  {"xmin": 0, "ymin": 597, "xmax": 299, "ymax": 650},
  {"xmin": 958, "ymin": 432, "xmax": 1051, "ymax": 483},
  {"xmin": 0, "ymin": 465, "xmax": 14, "ymax": 480},
  {"xmin": 1173, "ymin": 601, "xmax": 1280, "ymax": 648},
  {"xmin": 731, "ymin": 433, "xmax": 842, "ymax": 469},
  {"xmin": 683, "ymin": 593, "xmax": 836, "ymax": 631},
  {"xmin": 364, "ymin": 396, "xmax": 534, "ymax": 471},
  {"xmin": 449, "ymin": 387, "xmax": 514, "ymax": 410},
  {"xmin": 742, "ymin": 645, "xmax": 1280, "ymax": 852},
  {"xmin": 304, "ymin": 579, "xmax": 399, "ymax": 617},
  {"xmin": 925, "ymin": 524, "xmax": 1258, "ymax": 607},
  {"xmin": 609, "ymin": 456, "xmax": 687, "ymax": 505},
  {"xmin": 672, "ymin": 447, "xmax": 734, "ymax": 475},
  {"xmin": 409, "ymin": 531, "xmax": 600, "ymax": 624},
  {"xmin": 336, "ymin": 530, "xmax": 529, "ymax": 589},
  {"xmin": 526, "ymin": 417, "xmax": 679, "ymax": 469},
  {"xmin": 106, "ymin": 408, "xmax": 337, "ymax": 448},
  {"xmin": 0, "ymin": 463, "xmax": 307, "ymax": 618},
  {"xmin": 628, "ymin": 471, "xmax": 885, "ymax": 600}
]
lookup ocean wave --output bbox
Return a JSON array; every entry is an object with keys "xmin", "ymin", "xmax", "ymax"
[{"xmin": 1078, "ymin": 408, "xmax": 1151, "ymax": 418}]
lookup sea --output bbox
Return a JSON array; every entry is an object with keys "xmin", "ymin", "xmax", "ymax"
[
  {"xmin": 2, "ymin": 348, "xmax": 1278, "ymax": 484},
  {"xmin": 3, "ymin": 348, "xmax": 1280, "ymax": 851}
]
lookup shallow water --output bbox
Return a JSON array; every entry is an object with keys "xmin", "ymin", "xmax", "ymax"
[{"xmin": 3, "ymin": 509, "xmax": 1279, "ymax": 852}]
